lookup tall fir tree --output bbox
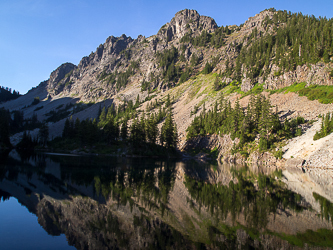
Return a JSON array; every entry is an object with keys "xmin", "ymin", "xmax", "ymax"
[{"xmin": 160, "ymin": 112, "xmax": 178, "ymax": 149}]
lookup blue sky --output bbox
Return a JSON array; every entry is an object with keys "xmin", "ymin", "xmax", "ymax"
[{"xmin": 1, "ymin": 0, "xmax": 332, "ymax": 94}]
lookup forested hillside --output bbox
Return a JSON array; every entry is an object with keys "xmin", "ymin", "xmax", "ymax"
[
  {"xmin": 236, "ymin": 10, "xmax": 333, "ymax": 81},
  {"xmin": 0, "ymin": 8, "xmax": 332, "ymax": 157}
]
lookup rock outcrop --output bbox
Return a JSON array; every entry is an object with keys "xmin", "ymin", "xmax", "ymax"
[
  {"xmin": 1, "ymin": 9, "xmax": 333, "ymax": 185},
  {"xmin": 47, "ymin": 62, "xmax": 77, "ymax": 95},
  {"xmin": 262, "ymin": 62, "xmax": 333, "ymax": 90},
  {"xmin": 157, "ymin": 9, "xmax": 218, "ymax": 42}
]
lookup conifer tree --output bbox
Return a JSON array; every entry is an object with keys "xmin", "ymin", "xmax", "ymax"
[
  {"xmin": 98, "ymin": 107, "xmax": 106, "ymax": 125},
  {"xmin": 17, "ymin": 131, "xmax": 36, "ymax": 149},
  {"xmin": 160, "ymin": 112, "xmax": 178, "ymax": 149},
  {"xmin": 135, "ymin": 94, "xmax": 140, "ymax": 108},
  {"xmin": 232, "ymin": 99, "xmax": 241, "ymax": 134},
  {"xmin": 202, "ymin": 62, "xmax": 212, "ymax": 74},
  {"xmin": 214, "ymin": 76, "xmax": 221, "ymax": 91},
  {"xmin": 39, "ymin": 122, "xmax": 49, "ymax": 146},
  {"xmin": 87, "ymin": 118, "xmax": 99, "ymax": 144},
  {"xmin": 138, "ymin": 113, "xmax": 146, "ymax": 144},
  {"xmin": 165, "ymin": 94, "xmax": 171, "ymax": 108},
  {"xmin": 106, "ymin": 105, "xmax": 115, "ymax": 122},
  {"xmin": 130, "ymin": 118, "xmax": 140, "ymax": 148},
  {"xmin": 0, "ymin": 108, "xmax": 11, "ymax": 147},
  {"xmin": 186, "ymin": 94, "xmax": 305, "ymax": 154},
  {"xmin": 120, "ymin": 119, "xmax": 128, "ymax": 141},
  {"xmin": 97, "ymin": 104, "xmax": 102, "ymax": 119},
  {"xmin": 104, "ymin": 117, "xmax": 119, "ymax": 144},
  {"xmin": 62, "ymin": 118, "xmax": 71, "ymax": 138},
  {"xmin": 146, "ymin": 114, "xmax": 158, "ymax": 144},
  {"xmin": 74, "ymin": 118, "xmax": 81, "ymax": 139}
]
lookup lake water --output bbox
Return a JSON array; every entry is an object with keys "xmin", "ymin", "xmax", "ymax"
[{"xmin": 0, "ymin": 150, "xmax": 332, "ymax": 249}]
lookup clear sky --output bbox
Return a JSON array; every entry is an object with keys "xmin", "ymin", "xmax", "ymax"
[{"xmin": 1, "ymin": 0, "xmax": 332, "ymax": 94}]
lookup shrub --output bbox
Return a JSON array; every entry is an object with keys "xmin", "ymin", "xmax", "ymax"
[
  {"xmin": 295, "ymin": 128, "xmax": 302, "ymax": 136},
  {"xmin": 313, "ymin": 113, "xmax": 333, "ymax": 140},
  {"xmin": 296, "ymin": 116, "xmax": 305, "ymax": 125},
  {"xmin": 202, "ymin": 62, "xmax": 212, "ymax": 74},
  {"xmin": 31, "ymin": 97, "xmax": 40, "ymax": 105},
  {"xmin": 274, "ymin": 149, "xmax": 283, "ymax": 159},
  {"xmin": 329, "ymin": 69, "xmax": 333, "ymax": 78},
  {"xmin": 274, "ymin": 70, "xmax": 282, "ymax": 77}
]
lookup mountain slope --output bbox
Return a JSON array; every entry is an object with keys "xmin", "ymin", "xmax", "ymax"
[{"xmin": 1, "ymin": 8, "xmax": 333, "ymax": 152}]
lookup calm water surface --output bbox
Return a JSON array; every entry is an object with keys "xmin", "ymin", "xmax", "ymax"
[
  {"xmin": 0, "ymin": 197, "xmax": 75, "ymax": 250},
  {"xmin": 0, "ymin": 150, "xmax": 332, "ymax": 249}
]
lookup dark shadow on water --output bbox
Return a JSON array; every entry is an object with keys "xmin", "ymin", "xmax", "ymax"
[{"xmin": 0, "ymin": 152, "xmax": 332, "ymax": 249}]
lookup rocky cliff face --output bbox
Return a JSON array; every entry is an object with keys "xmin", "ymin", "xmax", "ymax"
[
  {"xmin": 1, "ymin": 9, "xmax": 333, "ymax": 249},
  {"xmin": 11, "ymin": 9, "xmax": 251, "ymax": 104},
  {"xmin": 239, "ymin": 10, "xmax": 275, "ymax": 41},
  {"xmin": 1, "ymin": 8, "xmax": 333, "ymax": 174},
  {"xmin": 47, "ymin": 62, "xmax": 77, "ymax": 95},
  {"xmin": 157, "ymin": 9, "xmax": 218, "ymax": 42},
  {"xmin": 262, "ymin": 62, "xmax": 333, "ymax": 90},
  {"xmin": 4, "ymin": 8, "xmax": 333, "ymax": 108}
]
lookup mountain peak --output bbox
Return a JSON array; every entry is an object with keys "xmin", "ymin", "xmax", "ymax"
[{"xmin": 157, "ymin": 9, "xmax": 217, "ymax": 42}]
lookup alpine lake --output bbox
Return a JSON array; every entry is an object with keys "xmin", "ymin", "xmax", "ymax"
[{"xmin": 0, "ymin": 150, "xmax": 332, "ymax": 250}]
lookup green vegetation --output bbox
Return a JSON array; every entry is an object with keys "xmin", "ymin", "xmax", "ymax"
[
  {"xmin": 51, "ymin": 96, "xmax": 178, "ymax": 156},
  {"xmin": 184, "ymin": 168, "xmax": 303, "ymax": 236},
  {"xmin": 236, "ymin": 10, "xmax": 333, "ymax": 82},
  {"xmin": 271, "ymin": 82, "xmax": 307, "ymax": 94},
  {"xmin": 141, "ymin": 73, "xmax": 160, "ymax": 92},
  {"xmin": 0, "ymin": 108, "xmax": 42, "ymax": 140},
  {"xmin": 313, "ymin": 192, "xmax": 333, "ymax": 225},
  {"xmin": 213, "ymin": 76, "xmax": 222, "ymax": 91},
  {"xmin": 242, "ymin": 83, "xmax": 265, "ymax": 97},
  {"xmin": 31, "ymin": 97, "xmax": 40, "ymax": 105},
  {"xmin": 271, "ymin": 229, "xmax": 333, "ymax": 248},
  {"xmin": 314, "ymin": 113, "xmax": 333, "ymax": 140},
  {"xmin": 141, "ymin": 79, "xmax": 150, "ymax": 91},
  {"xmin": 0, "ymin": 86, "xmax": 21, "ymax": 103},
  {"xmin": 190, "ymin": 53, "xmax": 199, "ymax": 67},
  {"xmin": 178, "ymin": 66, "xmax": 192, "ymax": 84},
  {"xmin": 60, "ymin": 158, "xmax": 184, "ymax": 248},
  {"xmin": 298, "ymin": 85, "xmax": 333, "ymax": 104},
  {"xmin": 160, "ymin": 112, "xmax": 178, "ymax": 150},
  {"xmin": 271, "ymin": 82, "xmax": 333, "ymax": 104},
  {"xmin": 186, "ymin": 94, "xmax": 305, "ymax": 154},
  {"xmin": 223, "ymin": 83, "xmax": 242, "ymax": 95},
  {"xmin": 156, "ymin": 46, "xmax": 181, "ymax": 84},
  {"xmin": 1, "ymin": 100, "xmax": 99, "ymax": 150},
  {"xmin": 45, "ymin": 102, "xmax": 93, "ymax": 123},
  {"xmin": 202, "ymin": 62, "xmax": 213, "ymax": 74},
  {"xmin": 187, "ymin": 147, "xmax": 219, "ymax": 164},
  {"xmin": 98, "ymin": 60, "xmax": 139, "ymax": 90},
  {"xmin": 180, "ymin": 25, "xmax": 232, "ymax": 48},
  {"xmin": 64, "ymin": 70, "xmax": 73, "ymax": 79},
  {"xmin": 15, "ymin": 121, "xmax": 48, "ymax": 151}
]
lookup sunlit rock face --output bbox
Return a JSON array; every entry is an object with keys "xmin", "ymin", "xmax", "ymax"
[{"xmin": 157, "ymin": 9, "xmax": 217, "ymax": 42}]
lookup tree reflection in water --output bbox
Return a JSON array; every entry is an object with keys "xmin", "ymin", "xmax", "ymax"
[
  {"xmin": 0, "ymin": 152, "xmax": 332, "ymax": 249},
  {"xmin": 184, "ymin": 166, "xmax": 304, "ymax": 237}
]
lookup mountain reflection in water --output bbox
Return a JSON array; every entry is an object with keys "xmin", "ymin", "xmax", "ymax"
[{"xmin": 0, "ymin": 150, "xmax": 332, "ymax": 249}]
